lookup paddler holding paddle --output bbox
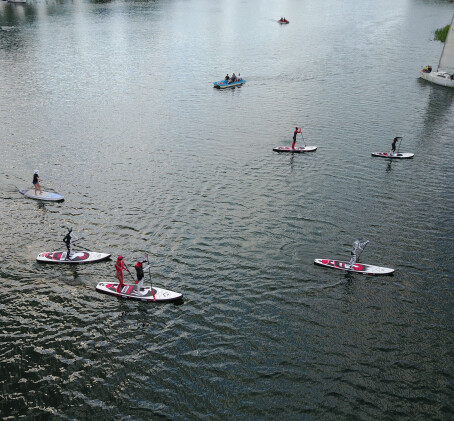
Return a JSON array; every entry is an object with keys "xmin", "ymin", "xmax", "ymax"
[
  {"xmin": 63, "ymin": 228, "xmax": 74, "ymax": 260},
  {"xmin": 391, "ymin": 137, "xmax": 401, "ymax": 156},
  {"xmin": 134, "ymin": 259, "xmax": 149, "ymax": 295},
  {"xmin": 33, "ymin": 170, "xmax": 42, "ymax": 196},
  {"xmin": 115, "ymin": 256, "xmax": 128, "ymax": 292},
  {"xmin": 348, "ymin": 238, "xmax": 369, "ymax": 269},
  {"xmin": 292, "ymin": 127, "xmax": 301, "ymax": 150}
]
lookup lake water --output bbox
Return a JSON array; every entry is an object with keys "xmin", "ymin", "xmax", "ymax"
[{"xmin": 1, "ymin": 0, "xmax": 453, "ymax": 419}]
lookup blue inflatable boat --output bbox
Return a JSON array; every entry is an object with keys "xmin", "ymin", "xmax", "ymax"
[{"xmin": 213, "ymin": 79, "xmax": 246, "ymax": 89}]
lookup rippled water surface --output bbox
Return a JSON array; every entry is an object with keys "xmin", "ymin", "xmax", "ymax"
[{"xmin": 1, "ymin": 0, "xmax": 453, "ymax": 419}]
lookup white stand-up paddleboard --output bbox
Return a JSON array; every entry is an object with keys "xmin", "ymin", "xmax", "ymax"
[
  {"xmin": 37, "ymin": 251, "xmax": 111, "ymax": 264},
  {"xmin": 96, "ymin": 282, "xmax": 183, "ymax": 302},
  {"xmin": 273, "ymin": 146, "xmax": 317, "ymax": 153},
  {"xmin": 371, "ymin": 152, "xmax": 414, "ymax": 159},
  {"xmin": 20, "ymin": 189, "xmax": 64, "ymax": 201},
  {"xmin": 314, "ymin": 259, "xmax": 395, "ymax": 275}
]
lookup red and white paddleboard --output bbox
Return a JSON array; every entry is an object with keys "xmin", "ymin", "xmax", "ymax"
[
  {"xmin": 95, "ymin": 282, "xmax": 183, "ymax": 302},
  {"xmin": 37, "ymin": 251, "xmax": 111, "ymax": 264},
  {"xmin": 273, "ymin": 146, "xmax": 317, "ymax": 153},
  {"xmin": 371, "ymin": 152, "xmax": 414, "ymax": 159},
  {"xmin": 314, "ymin": 259, "xmax": 395, "ymax": 275}
]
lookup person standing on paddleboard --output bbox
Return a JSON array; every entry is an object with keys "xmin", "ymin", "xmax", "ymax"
[
  {"xmin": 33, "ymin": 170, "xmax": 42, "ymax": 196},
  {"xmin": 292, "ymin": 127, "xmax": 301, "ymax": 150},
  {"xmin": 63, "ymin": 228, "xmax": 73, "ymax": 260},
  {"xmin": 348, "ymin": 239, "xmax": 369, "ymax": 269},
  {"xmin": 134, "ymin": 259, "xmax": 149, "ymax": 295},
  {"xmin": 391, "ymin": 137, "xmax": 399, "ymax": 156},
  {"xmin": 115, "ymin": 256, "xmax": 127, "ymax": 293}
]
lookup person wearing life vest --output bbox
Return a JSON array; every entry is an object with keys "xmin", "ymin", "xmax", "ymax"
[
  {"xmin": 63, "ymin": 228, "xmax": 73, "ymax": 260},
  {"xmin": 292, "ymin": 127, "xmax": 301, "ymax": 150},
  {"xmin": 134, "ymin": 259, "xmax": 150, "ymax": 295},
  {"xmin": 33, "ymin": 170, "xmax": 42, "ymax": 196},
  {"xmin": 115, "ymin": 256, "xmax": 126, "ymax": 292}
]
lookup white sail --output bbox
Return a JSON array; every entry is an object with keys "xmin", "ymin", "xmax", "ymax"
[{"xmin": 438, "ymin": 14, "xmax": 454, "ymax": 72}]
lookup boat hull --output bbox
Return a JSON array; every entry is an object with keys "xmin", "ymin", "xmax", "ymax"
[
  {"xmin": 420, "ymin": 71, "xmax": 454, "ymax": 88},
  {"xmin": 213, "ymin": 79, "xmax": 246, "ymax": 89}
]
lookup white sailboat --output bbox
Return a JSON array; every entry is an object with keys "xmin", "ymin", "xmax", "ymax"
[{"xmin": 420, "ymin": 14, "xmax": 454, "ymax": 88}]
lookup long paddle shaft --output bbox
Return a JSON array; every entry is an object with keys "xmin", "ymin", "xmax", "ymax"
[
  {"xmin": 357, "ymin": 240, "xmax": 369, "ymax": 262},
  {"xmin": 70, "ymin": 238, "xmax": 92, "ymax": 252},
  {"xmin": 397, "ymin": 137, "xmax": 403, "ymax": 154},
  {"xmin": 300, "ymin": 132, "xmax": 306, "ymax": 147},
  {"xmin": 123, "ymin": 262, "xmax": 136, "ymax": 283},
  {"xmin": 145, "ymin": 253, "xmax": 156, "ymax": 301}
]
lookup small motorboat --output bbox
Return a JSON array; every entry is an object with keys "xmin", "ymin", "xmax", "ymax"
[{"xmin": 213, "ymin": 79, "xmax": 246, "ymax": 89}]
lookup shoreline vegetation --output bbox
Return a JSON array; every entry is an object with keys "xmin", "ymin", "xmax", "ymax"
[{"xmin": 434, "ymin": 24, "xmax": 450, "ymax": 42}]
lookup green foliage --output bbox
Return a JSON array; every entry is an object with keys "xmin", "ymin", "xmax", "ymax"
[{"xmin": 434, "ymin": 24, "xmax": 450, "ymax": 43}]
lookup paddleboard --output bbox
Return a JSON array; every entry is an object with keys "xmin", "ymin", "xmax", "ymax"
[
  {"xmin": 37, "ymin": 251, "xmax": 111, "ymax": 264},
  {"xmin": 95, "ymin": 282, "xmax": 183, "ymax": 302},
  {"xmin": 314, "ymin": 259, "xmax": 395, "ymax": 275},
  {"xmin": 20, "ymin": 189, "xmax": 64, "ymax": 202},
  {"xmin": 273, "ymin": 146, "xmax": 317, "ymax": 153},
  {"xmin": 371, "ymin": 152, "xmax": 414, "ymax": 159}
]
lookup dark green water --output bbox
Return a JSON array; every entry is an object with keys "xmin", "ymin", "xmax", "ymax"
[{"xmin": 1, "ymin": 0, "xmax": 453, "ymax": 419}]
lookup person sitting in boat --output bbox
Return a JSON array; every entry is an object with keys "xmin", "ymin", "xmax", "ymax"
[
  {"xmin": 134, "ymin": 259, "xmax": 149, "ymax": 295},
  {"xmin": 230, "ymin": 73, "xmax": 237, "ymax": 83},
  {"xmin": 422, "ymin": 65, "xmax": 432, "ymax": 73},
  {"xmin": 237, "ymin": 73, "xmax": 242, "ymax": 81},
  {"xmin": 225, "ymin": 74, "xmax": 229, "ymax": 82},
  {"xmin": 32, "ymin": 170, "xmax": 42, "ymax": 196}
]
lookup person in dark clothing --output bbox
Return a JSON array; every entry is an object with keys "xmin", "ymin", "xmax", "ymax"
[
  {"xmin": 33, "ymin": 170, "xmax": 42, "ymax": 195},
  {"xmin": 134, "ymin": 259, "xmax": 150, "ymax": 295},
  {"xmin": 63, "ymin": 228, "xmax": 73, "ymax": 260},
  {"xmin": 391, "ymin": 137, "xmax": 400, "ymax": 155},
  {"xmin": 292, "ymin": 127, "xmax": 301, "ymax": 149}
]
